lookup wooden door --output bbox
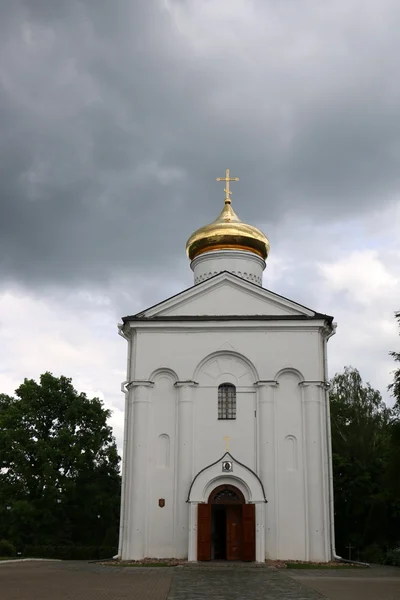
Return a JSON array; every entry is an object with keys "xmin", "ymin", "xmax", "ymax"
[
  {"xmin": 226, "ymin": 505, "xmax": 242, "ymax": 560},
  {"xmin": 197, "ymin": 504, "xmax": 212, "ymax": 561},
  {"xmin": 242, "ymin": 503, "xmax": 256, "ymax": 561}
]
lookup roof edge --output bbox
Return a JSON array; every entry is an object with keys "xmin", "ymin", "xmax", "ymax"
[
  {"xmin": 122, "ymin": 313, "xmax": 334, "ymax": 324},
  {"xmin": 132, "ymin": 271, "xmax": 332, "ymax": 319}
]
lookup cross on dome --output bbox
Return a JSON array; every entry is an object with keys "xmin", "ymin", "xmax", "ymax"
[
  {"xmin": 185, "ymin": 169, "xmax": 270, "ymax": 262},
  {"xmin": 216, "ymin": 169, "xmax": 239, "ymax": 204}
]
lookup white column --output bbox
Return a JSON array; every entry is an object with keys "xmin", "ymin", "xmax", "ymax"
[
  {"xmin": 175, "ymin": 381, "xmax": 197, "ymax": 558},
  {"xmin": 301, "ymin": 381, "xmax": 326, "ymax": 561},
  {"xmin": 125, "ymin": 381, "xmax": 153, "ymax": 560},
  {"xmin": 255, "ymin": 380, "xmax": 278, "ymax": 559}
]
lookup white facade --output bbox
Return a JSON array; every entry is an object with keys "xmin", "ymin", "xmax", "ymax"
[{"xmin": 117, "ymin": 251, "xmax": 336, "ymax": 562}]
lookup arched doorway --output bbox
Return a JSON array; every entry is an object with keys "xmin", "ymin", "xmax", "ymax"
[{"xmin": 197, "ymin": 484, "xmax": 255, "ymax": 561}]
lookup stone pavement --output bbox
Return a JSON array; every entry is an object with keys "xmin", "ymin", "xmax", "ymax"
[
  {"xmin": 0, "ymin": 560, "xmax": 172, "ymax": 600},
  {"xmin": 288, "ymin": 565, "xmax": 400, "ymax": 600},
  {"xmin": 1, "ymin": 559, "xmax": 400, "ymax": 600},
  {"xmin": 168, "ymin": 568, "xmax": 325, "ymax": 599}
]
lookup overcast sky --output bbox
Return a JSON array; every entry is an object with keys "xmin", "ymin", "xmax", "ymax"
[{"xmin": 1, "ymin": 0, "xmax": 400, "ymax": 451}]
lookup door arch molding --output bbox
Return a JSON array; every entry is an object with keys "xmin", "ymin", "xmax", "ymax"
[{"xmin": 187, "ymin": 452, "xmax": 267, "ymax": 504}]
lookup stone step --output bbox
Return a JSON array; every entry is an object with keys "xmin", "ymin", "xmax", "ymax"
[{"xmin": 181, "ymin": 561, "xmax": 275, "ymax": 569}]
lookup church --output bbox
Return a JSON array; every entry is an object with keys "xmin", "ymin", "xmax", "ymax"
[{"xmin": 117, "ymin": 170, "xmax": 337, "ymax": 563}]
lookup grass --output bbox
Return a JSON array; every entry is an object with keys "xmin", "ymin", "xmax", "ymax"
[
  {"xmin": 107, "ymin": 562, "xmax": 175, "ymax": 568},
  {"xmin": 285, "ymin": 562, "xmax": 367, "ymax": 569}
]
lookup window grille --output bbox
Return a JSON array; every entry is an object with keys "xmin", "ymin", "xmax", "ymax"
[
  {"xmin": 218, "ymin": 383, "xmax": 236, "ymax": 420},
  {"xmin": 213, "ymin": 488, "xmax": 240, "ymax": 502}
]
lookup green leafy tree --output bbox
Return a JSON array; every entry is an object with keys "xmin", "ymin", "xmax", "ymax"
[
  {"xmin": 389, "ymin": 312, "xmax": 400, "ymax": 400},
  {"xmin": 330, "ymin": 366, "xmax": 396, "ymax": 559},
  {"xmin": 388, "ymin": 311, "xmax": 400, "ymax": 497},
  {"xmin": 0, "ymin": 373, "xmax": 120, "ymax": 549}
]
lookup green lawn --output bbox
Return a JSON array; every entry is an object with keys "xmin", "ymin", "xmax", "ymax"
[
  {"xmin": 285, "ymin": 562, "xmax": 367, "ymax": 569},
  {"xmin": 107, "ymin": 562, "xmax": 174, "ymax": 567}
]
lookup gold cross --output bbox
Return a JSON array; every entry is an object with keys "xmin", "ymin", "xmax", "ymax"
[
  {"xmin": 223, "ymin": 435, "xmax": 230, "ymax": 452},
  {"xmin": 216, "ymin": 169, "xmax": 239, "ymax": 204}
]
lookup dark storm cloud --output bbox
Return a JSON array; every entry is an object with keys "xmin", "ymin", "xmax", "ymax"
[{"xmin": 1, "ymin": 0, "xmax": 400, "ymax": 288}]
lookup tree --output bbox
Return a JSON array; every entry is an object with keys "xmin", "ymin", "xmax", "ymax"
[
  {"xmin": 388, "ymin": 311, "xmax": 400, "ymax": 497},
  {"xmin": 329, "ymin": 366, "xmax": 397, "ymax": 560},
  {"xmin": 389, "ymin": 311, "xmax": 400, "ymax": 401},
  {"xmin": 0, "ymin": 373, "xmax": 120, "ymax": 549}
]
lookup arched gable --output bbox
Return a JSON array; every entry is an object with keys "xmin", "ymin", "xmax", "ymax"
[{"xmin": 194, "ymin": 350, "xmax": 258, "ymax": 386}]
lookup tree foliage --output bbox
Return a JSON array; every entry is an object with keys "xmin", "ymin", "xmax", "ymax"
[
  {"xmin": 388, "ymin": 311, "xmax": 400, "ymax": 497},
  {"xmin": 0, "ymin": 373, "xmax": 120, "ymax": 550},
  {"xmin": 330, "ymin": 364, "xmax": 400, "ymax": 562},
  {"xmin": 389, "ymin": 311, "xmax": 400, "ymax": 401}
]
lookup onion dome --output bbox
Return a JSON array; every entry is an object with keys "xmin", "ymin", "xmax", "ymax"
[{"xmin": 186, "ymin": 169, "xmax": 270, "ymax": 262}]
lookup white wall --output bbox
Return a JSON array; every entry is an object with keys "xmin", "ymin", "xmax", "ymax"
[
  {"xmin": 119, "ymin": 321, "xmax": 331, "ymax": 561},
  {"xmin": 194, "ymin": 354, "xmax": 257, "ymax": 473},
  {"xmin": 134, "ymin": 329, "xmax": 323, "ymax": 382}
]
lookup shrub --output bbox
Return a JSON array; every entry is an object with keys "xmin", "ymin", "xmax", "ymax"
[
  {"xmin": 362, "ymin": 543, "xmax": 384, "ymax": 564},
  {"xmin": 0, "ymin": 539, "xmax": 16, "ymax": 557},
  {"xmin": 384, "ymin": 548, "xmax": 400, "ymax": 567}
]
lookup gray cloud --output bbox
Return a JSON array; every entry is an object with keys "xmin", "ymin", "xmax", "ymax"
[{"xmin": 1, "ymin": 0, "xmax": 400, "ymax": 293}]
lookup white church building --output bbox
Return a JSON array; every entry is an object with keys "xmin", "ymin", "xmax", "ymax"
[{"xmin": 117, "ymin": 170, "xmax": 337, "ymax": 562}]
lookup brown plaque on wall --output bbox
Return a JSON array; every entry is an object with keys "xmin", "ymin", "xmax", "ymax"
[{"xmin": 158, "ymin": 498, "xmax": 165, "ymax": 508}]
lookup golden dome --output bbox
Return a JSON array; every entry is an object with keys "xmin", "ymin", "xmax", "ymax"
[{"xmin": 186, "ymin": 171, "xmax": 270, "ymax": 261}]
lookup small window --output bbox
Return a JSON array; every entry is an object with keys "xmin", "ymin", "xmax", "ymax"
[{"xmin": 218, "ymin": 383, "xmax": 236, "ymax": 420}]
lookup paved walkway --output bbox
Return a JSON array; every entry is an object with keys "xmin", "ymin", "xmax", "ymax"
[
  {"xmin": 288, "ymin": 565, "xmax": 400, "ymax": 600},
  {"xmin": 169, "ymin": 568, "xmax": 324, "ymax": 599},
  {"xmin": 0, "ymin": 560, "xmax": 172, "ymax": 600},
  {"xmin": 1, "ymin": 560, "xmax": 399, "ymax": 600}
]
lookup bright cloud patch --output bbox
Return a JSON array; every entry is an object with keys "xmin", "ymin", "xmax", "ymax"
[
  {"xmin": 319, "ymin": 249, "xmax": 398, "ymax": 305},
  {"xmin": 0, "ymin": 290, "xmax": 126, "ymax": 450},
  {"xmin": 318, "ymin": 249, "xmax": 400, "ymax": 403}
]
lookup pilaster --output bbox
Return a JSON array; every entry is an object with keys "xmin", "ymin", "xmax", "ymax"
[
  {"xmin": 255, "ymin": 503, "xmax": 266, "ymax": 563},
  {"xmin": 255, "ymin": 380, "xmax": 278, "ymax": 559},
  {"xmin": 123, "ymin": 380, "xmax": 153, "ymax": 560},
  {"xmin": 300, "ymin": 381, "xmax": 327, "ymax": 561},
  {"xmin": 188, "ymin": 503, "xmax": 198, "ymax": 562},
  {"xmin": 175, "ymin": 381, "xmax": 198, "ymax": 558}
]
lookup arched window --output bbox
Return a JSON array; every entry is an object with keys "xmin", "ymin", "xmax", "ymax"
[{"xmin": 218, "ymin": 383, "xmax": 236, "ymax": 420}]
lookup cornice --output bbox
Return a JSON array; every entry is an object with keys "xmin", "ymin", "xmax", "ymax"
[
  {"xmin": 126, "ymin": 380, "xmax": 154, "ymax": 390},
  {"xmin": 254, "ymin": 380, "xmax": 279, "ymax": 387},
  {"xmin": 124, "ymin": 320, "xmax": 329, "ymax": 334},
  {"xmin": 174, "ymin": 380, "xmax": 199, "ymax": 388},
  {"xmin": 126, "ymin": 314, "xmax": 324, "ymax": 322},
  {"xmin": 299, "ymin": 380, "xmax": 328, "ymax": 389}
]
